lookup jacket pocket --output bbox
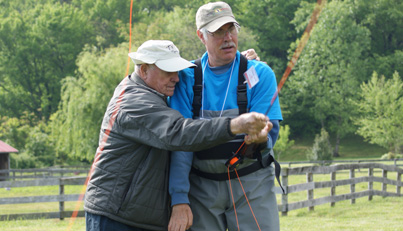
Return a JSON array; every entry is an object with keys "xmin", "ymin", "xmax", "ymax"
[{"xmin": 115, "ymin": 160, "xmax": 146, "ymax": 214}]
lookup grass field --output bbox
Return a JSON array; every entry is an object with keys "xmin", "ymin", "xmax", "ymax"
[
  {"xmin": 1, "ymin": 196, "xmax": 401, "ymax": 231},
  {"xmin": 1, "ymin": 134, "xmax": 401, "ymax": 230},
  {"xmin": 278, "ymin": 134, "xmax": 388, "ymax": 161}
]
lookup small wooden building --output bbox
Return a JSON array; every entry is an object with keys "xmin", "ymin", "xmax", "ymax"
[{"xmin": 0, "ymin": 140, "xmax": 18, "ymax": 181}]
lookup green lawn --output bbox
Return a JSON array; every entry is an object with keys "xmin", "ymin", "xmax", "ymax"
[
  {"xmin": 1, "ymin": 197, "xmax": 401, "ymax": 231},
  {"xmin": 0, "ymin": 134, "xmax": 401, "ymax": 230},
  {"xmin": 280, "ymin": 196, "xmax": 403, "ymax": 231},
  {"xmin": 278, "ymin": 134, "xmax": 388, "ymax": 161}
]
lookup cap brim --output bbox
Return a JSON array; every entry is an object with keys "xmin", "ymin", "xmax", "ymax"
[
  {"xmin": 204, "ymin": 16, "xmax": 238, "ymax": 32},
  {"xmin": 128, "ymin": 52, "xmax": 156, "ymax": 65},
  {"xmin": 155, "ymin": 57, "xmax": 196, "ymax": 72}
]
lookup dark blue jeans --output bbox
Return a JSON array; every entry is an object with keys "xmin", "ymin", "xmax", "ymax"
[{"xmin": 85, "ymin": 212, "xmax": 152, "ymax": 231}]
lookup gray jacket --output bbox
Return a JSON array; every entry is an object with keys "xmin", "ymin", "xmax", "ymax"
[{"xmin": 84, "ymin": 73, "xmax": 235, "ymax": 230}]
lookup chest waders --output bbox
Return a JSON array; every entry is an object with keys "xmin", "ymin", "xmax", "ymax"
[{"xmin": 191, "ymin": 55, "xmax": 284, "ymax": 193}]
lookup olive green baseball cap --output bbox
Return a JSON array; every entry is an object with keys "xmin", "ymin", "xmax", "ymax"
[{"xmin": 196, "ymin": 1, "xmax": 239, "ymax": 32}]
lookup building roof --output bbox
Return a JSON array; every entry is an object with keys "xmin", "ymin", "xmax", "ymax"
[{"xmin": 0, "ymin": 140, "xmax": 18, "ymax": 153}]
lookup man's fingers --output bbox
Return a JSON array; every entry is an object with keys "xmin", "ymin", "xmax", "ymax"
[
  {"xmin": 241, "ymin": 48, "xmax": 258, "ymax": 60},
  {"xmin": 169, "ymin": 204, "xmax": 193, "ymax": 231}
]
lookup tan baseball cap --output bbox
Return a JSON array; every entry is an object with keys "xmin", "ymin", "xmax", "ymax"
[
  {"xmin": 196, "ymin": 1, "xmax": 239, "ymax": 32},
  {"xmin": 128, "ymin": 40, "xmax": 196, "ymax": 72}
]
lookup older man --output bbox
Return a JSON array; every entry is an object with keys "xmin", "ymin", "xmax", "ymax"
[
  {"xmin": 84, "ymin": 40, "xmax": 271, "ymax": 231},
  {"xmin": 169, "ymin": 2, "xmax": 283, "ymax": 231}
]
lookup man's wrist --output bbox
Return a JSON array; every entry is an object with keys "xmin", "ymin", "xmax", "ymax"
[
  {"xmin": 171, "ymin": 192, "xmax": 190, "ymax": 207},
  {"xmin": 228, "ymin": 118, "xmax": 237, "ymax": 136}
]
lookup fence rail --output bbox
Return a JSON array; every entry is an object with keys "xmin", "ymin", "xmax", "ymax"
[
  {"xmin": 0, "ymin": 162, "xmax": 401, "ymax": 220},
  {"xmin": 0, "ymin": 176, "xmax": 86, "ymax": 221},
  {"xmin": 277, "ymin": 163, "xmax": 402, "ymax": 215},
  {"xmin": 0, "ymin": 167, "xmax": 89, "ymax": 180}
]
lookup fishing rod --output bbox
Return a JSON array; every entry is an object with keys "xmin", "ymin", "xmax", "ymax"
[
  {"xmin": 226, "ymin": 2, "xmax": 326, "ymax": 230},
  {"xmin": 265, "ymin": 0, "xmax": 325, "ymax": 116},
  {"xmin": 227, "ymin": 0, "xmax": 326, "ymax": 171}
]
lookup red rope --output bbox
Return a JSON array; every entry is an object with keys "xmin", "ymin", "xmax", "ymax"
[
  {"xmin": 67, "ymin": 1, "xmax": 134, "ymax": 230},
  {"xmin": 228, "ymin": 166, "xmax": 240, "ymax": 231},
  {"xmin": 227, "ymin": 2, "xmax": 325, "ymax": 229},
  {"xmin": 234, "ymin": 168, "xmax": 261, "ymax": 231}
]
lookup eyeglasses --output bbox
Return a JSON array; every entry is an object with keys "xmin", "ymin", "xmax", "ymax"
[{"xmin": 207, "ymin": 26, "xmax": 240, "ymax": 38}]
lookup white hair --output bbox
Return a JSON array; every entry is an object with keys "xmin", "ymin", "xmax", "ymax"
[
  {"xmin": 199, "ymin": 28, "xmax": 209, "ymax": 42},
  {"xmin": 135, "ymin": 63, "xmax": 155, "ymax": 75}
]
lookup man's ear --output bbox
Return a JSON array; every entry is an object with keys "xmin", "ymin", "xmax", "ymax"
[
  {"xmin": 139, "ymin": 64, "xmax": 148, "ymax": 77},
  {"xmin": 197, "ymin": 30, "xmax": 206, "ymax": 45}
]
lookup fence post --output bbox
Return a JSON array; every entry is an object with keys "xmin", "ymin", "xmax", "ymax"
[
  {"xmin": 281, "ymin": 168, "xmax": 288, "ymax": 216},
  {"xmin": 330, "ymin": 171, "xmax": 336, "ymax": 207},
  {"xmin": 59, "ymin": 178, "xmax": 64, "ymax": 220},
  {"xmin": 350, "ymin": 169, "xmax": 355, "ymax": 204},
  {"xmin": 368, "ymin": 168, "xmax": 373, "ymax": 201},
  {"xmin": 307, "ymin": 172, "xmax": 314, "ymax": 211},
  {"xmin": 382, "ymin": 169, "xmax": 388, "ymax": 197},
  {"xmin": 397, "ymin": 172, "xmax": 401, "ymax": 196}
]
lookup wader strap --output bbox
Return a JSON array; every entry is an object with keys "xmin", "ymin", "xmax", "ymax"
[
  {"xmin": 192, "ymin": 55, "xmax": 249, "ymax": 118},
  {"xmin": 237, "ymin": 54, "xmax": 248, "ymax": 114},
  {"xmin": 191, "ymin": 155, "xmax": 285, "ymax": 194},
  {"xmin": 192, "ymin": 59, "xmax": 203, "ymax": 118}
]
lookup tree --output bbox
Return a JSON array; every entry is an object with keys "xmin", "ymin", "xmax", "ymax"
[
  {"xmin": 355, "ymin": 71, "xmax": 403, "ymax": 154},
  {"xmin": 306, "ymin": 128, "xmax": 333, "ymax": 164},
  {"xmin": 0, "ymin": 115, "xmax": 54, "ymax": 168},
  {"xmin": 0, "ymin": 1, "xmax": 94, "ymax": 122},
  {"xmin": 282, "ymin": 0, "xmax": 371, "ymax": 156},
  {"xmin": 50, "ymin": 44, "xmax": 129, "ymax": 161},
  {"xmin": 235, "ymin": 0, "xmax": 314, "ymax": 75},
  {"xmin": 352, "ymin": 0, "xmax": 403, "ymax": 80}
]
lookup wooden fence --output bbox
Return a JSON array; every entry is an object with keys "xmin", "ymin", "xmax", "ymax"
[
  {"xmin": 277, "ymin": 163, "xmax": 402, "ymax": 216},
  {"xmin": 0, "ymin": 166, "xmax": 89, "ymax": 181},
  {"xmin": 0, "ymin": 163, "xmax": 401, "ymax": 220},
  {"xmin": 0, "ymin": 176, "xmax": 86, "ymax": 220}
]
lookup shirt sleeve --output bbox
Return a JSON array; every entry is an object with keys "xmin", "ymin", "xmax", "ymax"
[
  {"xmin": 168, "ymin": 67, "xmax": 196, "ymax": 206},
  {"xmin": 169, "ymin": 151, "xmax": 193, "ymax": 206},
  {"xmin": 268, "ymin": 119, "xmax": 280, "ymax": 149}
]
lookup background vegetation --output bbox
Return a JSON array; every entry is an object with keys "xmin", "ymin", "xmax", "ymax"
[{"xmin": 0, "ymin": 0, "xmax": 402, "ymax": 167}]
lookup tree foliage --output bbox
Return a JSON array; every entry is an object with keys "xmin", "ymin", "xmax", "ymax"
[
  {"xmin": 0, "ymin": 115, "xmax": 54, "ymax": 168},
  {"xmin": 273, "ymin": 125, "xmax": 295, "ymax": 161},
  {"xmin": 1, "ymin": 0, "xmax": 402, "ymax": 165},
  {"xmin": 282, "ymin": 0, "xmax": 371, "ymax": 156},
  {"xmin": 235, "ymin": 0, "xmax": 314, "ymax": 74},
  {"xmin": 0, "ymin": 1, "xmax": 94, "ymax": 121},
  {"xmin": 306, "ymin": 128, "xmax": 333, "ymax": 163},
  {"xmin": 50, "ymin": 44, "xmax": 129, "ymax": 161},
  {"xmin": 355, "ymin": 71, "xmax": 403, "ymax": 154}
]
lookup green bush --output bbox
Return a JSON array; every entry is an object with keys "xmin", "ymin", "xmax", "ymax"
[
  {"xmin": 306, "ymin": 128, "xmax": 333, "ymax": 164},
  {"xmin": 381, "ymin": 152, "xmax": 403, "ymax": 160},
  {"xmin": 274, "ymin": 125, "xmax": 295, "ymax": 161}
]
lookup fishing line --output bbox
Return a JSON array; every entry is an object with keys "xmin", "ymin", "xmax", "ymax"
[
  {"xmin": 228, "ymin": 1, "xmax": 325, "ymax": 230},
  {"xmin": 265, "ymin": 0, "xmax": 325, "ymax": 116},
  {"xmin": 67, "ymin": 1, "xmax": 134, "ymax": 230}
]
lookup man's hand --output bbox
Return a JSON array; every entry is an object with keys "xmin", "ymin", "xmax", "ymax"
[
  {"xmin": 230, "ymin": 112, "xmax": 268, "ymax": 135},
  {"xmin": 241, "ymin": 48, "xmax": 260, "ymax": 61},
  {"xmin": 168, "ymin": 204, "xmax": 193, "ymax": 231},
  {"xmin": 244, "ymin": 121, "xmax": 272, "ymax": 144}
]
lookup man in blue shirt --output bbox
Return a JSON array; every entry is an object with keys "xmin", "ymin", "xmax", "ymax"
[{"xmin": 168, "ymin": 2, "xmax": 283, "ymax": 231}]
